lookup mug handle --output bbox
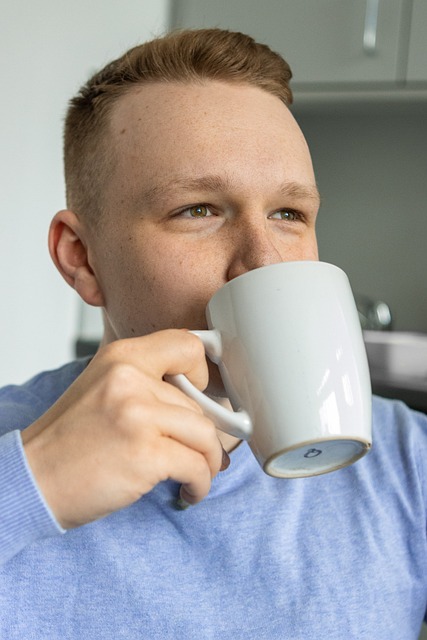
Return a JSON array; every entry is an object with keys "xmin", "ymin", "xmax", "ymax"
[{"xmin": 165, "ymin": 330, "xmax": 253, "ymax": 440}]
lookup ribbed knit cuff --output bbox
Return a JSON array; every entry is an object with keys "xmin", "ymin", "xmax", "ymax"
[{"xmin": 0, "ymin": 430, "xmax": 64, "ymax": 566}]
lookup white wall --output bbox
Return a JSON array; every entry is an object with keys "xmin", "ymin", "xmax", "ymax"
[{"xmin": 0, "ymin": 0, "xmax": 170, "ymax": 387}]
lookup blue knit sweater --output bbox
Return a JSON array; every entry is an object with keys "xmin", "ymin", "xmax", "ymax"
[{"xmin": 1, "ymin": 360, "xmax": 427, "ymax": 639}]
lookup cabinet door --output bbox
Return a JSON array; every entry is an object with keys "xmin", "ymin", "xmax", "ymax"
[
  {"xmin": 171, "ymin": 0, "xmax": 406, "ymax": 86},
  {"xmin": 407, "ymin": 0, "xmax": 427, "ymax": 82}
]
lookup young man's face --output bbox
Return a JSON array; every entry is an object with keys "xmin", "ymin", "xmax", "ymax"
[{"xmin": 87, "ymin": 80, "xmax": 320, "ymax": 352}]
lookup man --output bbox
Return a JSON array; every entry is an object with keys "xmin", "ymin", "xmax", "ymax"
[{"xmin": 1, "ymin": 28, "xmax": 426, "ymax": 639}]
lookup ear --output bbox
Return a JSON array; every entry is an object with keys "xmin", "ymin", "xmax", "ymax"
[{"xmin": 48, "ymin": 210, "xmax": 105, "ymax": 307}]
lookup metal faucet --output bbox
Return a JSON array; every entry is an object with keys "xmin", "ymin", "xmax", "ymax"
[{"xmin": 355, "ymin": 295, "xmax": 392, "ymax": 331}]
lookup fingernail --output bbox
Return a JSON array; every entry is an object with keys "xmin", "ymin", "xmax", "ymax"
[
  {"xmin": 174, "ymin": 496, "xmax": 192, "ymax": 511},
  {"xmin": 220, "ymin": 447, "xmax": 230, "ymax": 471}
]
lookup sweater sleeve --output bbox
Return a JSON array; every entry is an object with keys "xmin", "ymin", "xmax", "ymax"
[{"xmin": 0, "ymin": 430, "xmax": 64, "ymax": 566}]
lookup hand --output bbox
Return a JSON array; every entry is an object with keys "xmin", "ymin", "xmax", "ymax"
[{"xmin": 22, "ymin": 330, "xmax": 226, "ymax": 529}]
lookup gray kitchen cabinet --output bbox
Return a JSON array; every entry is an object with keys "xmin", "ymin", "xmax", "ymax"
[
  {"xmin": 407, "ymin": 0, "xmax": 427, "ymax": 82},
  {"xmin": 171, "ymin": 0, "xmax": 423, "ymax": 91}
]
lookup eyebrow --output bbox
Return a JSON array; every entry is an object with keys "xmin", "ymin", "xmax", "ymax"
[
  {"xmin": 140, "ymin": 174, "xmax": 321, "ymax": 207},
  {"xmin": 278, "ymin": 181, "xmax": 321, "ymax": 203}
]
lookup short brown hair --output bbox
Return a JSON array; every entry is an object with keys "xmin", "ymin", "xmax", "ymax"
[{"xmin": 64, "ymin": 28, "xmax": 293, "ymax": 225}]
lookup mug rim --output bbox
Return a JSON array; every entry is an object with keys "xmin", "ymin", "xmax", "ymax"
[{"xmin": 210, "ymin": 260, "xmax": 345, "ymax": 302}]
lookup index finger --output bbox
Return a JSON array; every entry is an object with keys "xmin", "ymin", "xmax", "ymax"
[{"xmin": 98, "ymin": 330, "xmax": 209, "ymax": 391}]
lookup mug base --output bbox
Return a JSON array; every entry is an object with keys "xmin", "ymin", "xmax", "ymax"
[{"xmin": 263, "ymin": 438, "xmax": 371, "ymax": 479}]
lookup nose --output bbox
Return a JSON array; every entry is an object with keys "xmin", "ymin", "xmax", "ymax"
[{"xmin": 226, "ymin": 222, "xmax": 283, "ymax": 281}]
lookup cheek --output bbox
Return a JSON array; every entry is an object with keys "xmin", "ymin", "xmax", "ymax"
[
  {"xmin": 123, "ymin": 247, "xmax": 218, "ymax": 332},
  {"xmin": 301, "ymin": 239, "xmax": 319, "ymax": 261},
  {"xmin": 307, "ymin": 233, "xmax": 319, "ymax": 260},
  {"xmin": 153, "ymin": 259, "xmax": 214, "ymax": 313},
  {"xmin": 290, "ymin": 231, "xmax": 318, "ymax": 262}
]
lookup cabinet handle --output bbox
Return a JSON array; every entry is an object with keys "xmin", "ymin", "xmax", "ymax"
[{"xmin": 363, "ymin": 0, "xmax": 380, "ymax": 53}]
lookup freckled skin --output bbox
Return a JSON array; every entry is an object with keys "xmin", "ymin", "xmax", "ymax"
[{"xmin": 83, "ymin": 80, "xmax": 319, "ymax": 395}]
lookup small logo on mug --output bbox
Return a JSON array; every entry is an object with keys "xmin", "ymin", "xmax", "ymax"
[{"xmin": 304, "ymin": 448, "xmax": 322, "ymax": 458}]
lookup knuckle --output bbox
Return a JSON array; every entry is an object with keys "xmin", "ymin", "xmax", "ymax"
[
  {"xmin": 188, "ymin": 332, "xmax": 206, "ymax": 359},
  {"xmin": 206, "ymin": 414, "xmax": 218, "ymax": 433},
  {"xmin": 178, "ymin": 330, "xmax": 206, "ymax": 365},
  {"xmin": 114, "ymin": 397, "xmax": 143, "ymax": 430},
  {"xmin": 96, "ymin": 364, "xmax": 153, "ymax": 435},
  {"xmin": 201, "ymin": 415, "xmax": 220, "ymax": 443},
  {"xmin": 98, "ymin": 339, "xmax": 132, "ymax": 362},
  {"xmin": 196, "ymin": 417, "xmax": 223, "ymax": 474},
  {"xmin": 189, "ymin": 451, "xmax": 211, "ymax": 480},
  {"xmin": 102, "ymin": 361, "xmax": 140, "ymax": 397},
  {"xmin": 185, "ymin": 396, "xmax": 205, "ymax": 415}
]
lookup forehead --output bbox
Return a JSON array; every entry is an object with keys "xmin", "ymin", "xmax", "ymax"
[
  {"xmin": 107, "ymin": 80, "xmax": 314, "ymax": 200},
  {"xmin": 112, "ymin": 80, "xmax": 306, "ymax": 148}
]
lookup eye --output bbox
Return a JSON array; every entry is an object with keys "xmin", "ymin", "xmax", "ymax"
[
  {"xmin": 269, "ymin": 209, "xmax": 300, "ymax": 221},
  {"xmin": 179, "ymin": 204, "xmax": 214, "ymax": 218}
]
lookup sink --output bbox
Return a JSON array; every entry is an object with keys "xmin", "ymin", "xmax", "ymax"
[{"xmin": 363, "ymin": 331, "xmax": 427, "ymax": 413}]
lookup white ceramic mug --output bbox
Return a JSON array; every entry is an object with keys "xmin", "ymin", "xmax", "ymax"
[{"xmin": 170, "ymin": 261, "xmax": 372, "ymax": 478}]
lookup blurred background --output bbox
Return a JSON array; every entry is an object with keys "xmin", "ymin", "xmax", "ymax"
[
  {"xmin": 1, "ymin": 0, "xmax": 426, "ymax": 396},
  {"xmin": 0, "ymin": 0, "xmax": 169, "ymax": 387}
]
